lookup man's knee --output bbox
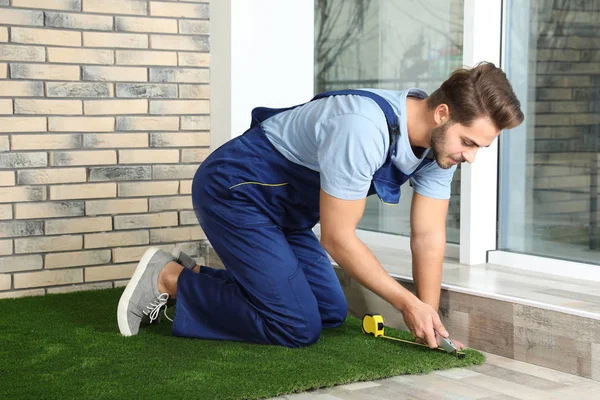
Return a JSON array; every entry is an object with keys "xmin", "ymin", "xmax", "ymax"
[
  {"xmin": 325, "ymin": 294, "xmax": 348, "ymax": 328},
  {"xmin": 269, "ymin": 307, "xmax": 323, "ymax": 348}
]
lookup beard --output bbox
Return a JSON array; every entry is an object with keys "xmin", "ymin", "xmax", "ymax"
[{"xmin": 430, "ymin": 122, "xmax": 460, "ymax": 169}]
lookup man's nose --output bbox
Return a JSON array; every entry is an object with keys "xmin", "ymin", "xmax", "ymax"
[{"xmin": 462, "ymin": 148, "xmax": 478, "ymax": 164}]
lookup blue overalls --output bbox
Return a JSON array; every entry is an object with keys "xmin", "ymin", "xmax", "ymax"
[{"xmin": 173, "ymin": 90, "xmax": 434, "ymax": 348}]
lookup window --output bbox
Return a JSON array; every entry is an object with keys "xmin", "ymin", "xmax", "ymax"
[
  {"xmin": 314, "ymin": 0, "xmax": 464, "ymax": 242},
  {"xmin": 500, "ymin": 0, "xmax": 600, "ymax": 265}
]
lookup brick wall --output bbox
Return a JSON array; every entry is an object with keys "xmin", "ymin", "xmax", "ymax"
[{"xmin": 0, "ymin": 0, "xmax": 211, "ymax": 298}]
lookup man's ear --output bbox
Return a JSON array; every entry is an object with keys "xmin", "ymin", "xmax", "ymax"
[{"xmin": 434, "ymin": 104, "xmax": 449, "ymax": 126}]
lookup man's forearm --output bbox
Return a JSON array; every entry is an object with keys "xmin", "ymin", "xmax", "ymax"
[
  {"xmin": 321, "ymin": 234, "xmax": 417, "ymax": 312},
  {"xmin": 410, "ymin": 233, "xmax": 445, "ymax": 311}
]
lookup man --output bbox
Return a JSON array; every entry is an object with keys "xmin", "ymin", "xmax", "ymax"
[{"xmin": 118, "ymin": 62, "xmax": 524, "ymax": 349}]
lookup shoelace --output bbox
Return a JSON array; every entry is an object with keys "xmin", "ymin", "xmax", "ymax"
[{"xmin": 143, "ymin": 293, "xmax": 173, "ymax": 323}]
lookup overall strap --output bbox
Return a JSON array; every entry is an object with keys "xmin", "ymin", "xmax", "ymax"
[{"xmin": 311, "ymin": 89, "xmax": 399, "ymax": 133}]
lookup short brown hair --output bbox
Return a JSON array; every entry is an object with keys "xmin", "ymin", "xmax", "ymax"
[{"xmin": 427, "ymin": 62, "xmax": 524, "ymax": 130}]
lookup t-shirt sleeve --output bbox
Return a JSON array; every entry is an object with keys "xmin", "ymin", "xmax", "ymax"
[
  {"xmin": 409, "ymin": 161, "xmax": 457, "ymax": 200},
  {"xmin": 316, "ymin": 114, "xmax": 388, "ymax": 200}
]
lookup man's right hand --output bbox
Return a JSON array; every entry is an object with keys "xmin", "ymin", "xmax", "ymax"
[{"xmin": 400, "ymin": 298, "xmax": 449, "ymax": 348}]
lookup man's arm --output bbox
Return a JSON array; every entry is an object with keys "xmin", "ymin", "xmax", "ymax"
[
  {"xmin": 319, "ymin": 189, "xmax": 448, "ymax": 348},
  {"xmin": 409, "ymin": 191, "xmax": 449, "ymax": 311}
]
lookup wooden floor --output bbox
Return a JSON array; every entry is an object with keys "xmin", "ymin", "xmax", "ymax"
[{"xmin": 273, "ymin": 352, "xmax": 600, "ymax": 400}]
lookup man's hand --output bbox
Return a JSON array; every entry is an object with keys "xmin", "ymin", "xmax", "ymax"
[{"xmin": 401, "ymin": 297, "xmax": 449, "ymax": 348}]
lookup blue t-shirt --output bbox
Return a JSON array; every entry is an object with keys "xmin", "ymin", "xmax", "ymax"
[{"xmin": 261, "ymin": 88, "xmax": 456, "ymax": 201}]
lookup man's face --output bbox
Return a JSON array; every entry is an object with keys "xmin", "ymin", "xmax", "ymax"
[{"xmin": 430, "ymin": 117, "xmax": 500, "ymax": 169}]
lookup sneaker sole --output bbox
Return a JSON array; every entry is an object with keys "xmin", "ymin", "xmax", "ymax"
[{"xmin": 117, "ymin": 246, "xmax": 161, "ymax": 336}]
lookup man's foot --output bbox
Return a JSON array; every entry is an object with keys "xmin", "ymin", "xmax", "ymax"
[
  {"xmin": 117, "ymin": 247, "xmax": 175, "ymax": 336},
  {"xmin": 140, "ymin": 247, "xmax": 198, "ymax": 325}
]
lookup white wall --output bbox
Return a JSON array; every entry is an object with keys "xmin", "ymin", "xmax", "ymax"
[{"xmin": 210, "ymin": 0, "xmax": 315, "ymax": 151}]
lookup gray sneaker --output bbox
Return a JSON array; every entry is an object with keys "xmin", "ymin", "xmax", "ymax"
[
  {"xmin": 117, "ymin": 247, "xmax": 175, "ymax": 336},
  {"xmin": 140, "ymin": 246, "xmax": 197, "ymax": 325},
  {"xmin": 171, "ymin": 247, "xmax": 199, "ymax": 270}
]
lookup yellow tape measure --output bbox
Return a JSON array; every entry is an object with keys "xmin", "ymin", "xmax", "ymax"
[{"xmin": 361, "ymin": 314, "xmax": 465, "ymax": 359}]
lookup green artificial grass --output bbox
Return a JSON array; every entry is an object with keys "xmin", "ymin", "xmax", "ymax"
[{"xmin": 0, "ymin": 288, "xmax": 484, "ymax": 400}]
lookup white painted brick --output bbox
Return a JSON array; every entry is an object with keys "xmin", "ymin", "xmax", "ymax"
[
  {"xmin": 45, "ymin": 12, "xmax": 113, "ymax": 31},
  {"xmin": 50, "ymin": 183, "xmax": 117, "ymax": 200},
  {"xmin": 15, "ymin": 99, "xmax": 82, "ymax": 115},
  {"xmin": 181, "ymin": 115, "xmax": 210, "ymax": 130},
  {"xmin": 117, "ymin": 116, "xmax": 179, "ymax": 131},
  {"xmin": 151, "ymin": 35, "xmax": 208, "ymax": 51},
  {"xmin": 118, "ymin": 181, "xmax": 179, "ymax": 197},
  {"xmin": 178, "ymin": 20, "xmax": 210, "ymax": 35},
  {"xmin": 84, "ymin": 133, "xmax": 148, "ymax": 148},
  {"xmin": 0, "ymin": 152, "xmax": 47, "ymax": 168},
  {"xmin": 0, "ymin": 63, "xmax": 6, "ymax": 79},
  {"xmin": 0, "ymin": 288, "xmax": 45, "ymax": 299},
  {"xmin": 83, "ymin": 0, "xmax": 148, "ymax": 15},
  {"xmin": 14, "ymin": 268, "xmax": 83, "ymax": 288},
  {"xmin": 150, "ymin": 132, "xmax": 209, "ymax": 147},
  {"xmin": 12, "ymin": 134, "xmax": 82, "ymax": 150},
  {"xmin": 86, "ymin": 198, "xmax": 147, "ymax": 215},
  {"xmin": 0, "ymin": 186, "xmax": 46, "ymax": 203},
  {"xmin": 0, "ymin": 9, "xmax": 43, "ymax": 26},
  {"xmin": 114, "ymin": 211, "xmax": 177, "ymax": 230},
  {"xmin": 47, "ymin": 82, "xmax": 114, "ymax": 98},
  {"xmin": 0, "ymin": 220, "xmax": 43, "ymax": 238},
  {"xmin": 0, "ymin": 204, "xmax": 12, "ymax": 220},
  {"xmin": 89, "ymin": 166, "xmax": 151, "ymax": 182},
  {"xmin": 0, "ymin": 99, "xmax": 12, "ymax": 114},
  {"xmin": 11, "ymin": 63, "xmax": 80, "ymax": 81},
  {"xmin": 119, "ymin": 149, "xmax": 179, "ymax": 164},
  {"xmin": 0, "ymin": 135, "xmax": 7, "ymax": 151},
  {"xmin": 150, "ymin": 226, "xmax": 205, "ymax": 243},
  {"xmin": 48, "ymin": 48, "xmax": 114, "ymax": 65},
  {"xmin": 18, "ymin": 168, "xmax": 86, "ymax": 184},
  {"xmin": 47, "ymin": 282, "xmax": 112, "ymax": 294},
  {"xmin": 150, "ymin": 68, "xmax": 209, "ymax": 83},
  {"xmin": 179, "ymin": 210, "xmax": 197, "ymax": 225},
  {"xmin": 178, "ymin": 52, "xmax": 210, "ymax": 67},
  {"xmin": 0, "ymin": 255, "xmax": 42, "ymax": 273},
  {"xmin": 85, "ymin": 231, "xmax": 149, "ymax": 249},
  {"xmin": 13, "ymin": 0, "xmax": 81, "ymax": 11},
  {"xmin": 116, "ymin": 50, "xmax": 177, "ymax": 66},
  {"xmin": 0, "ymin": 171, "xmax": 15, "ymax": 187},
  {"xmin": 0, "ymin": 273, "xmax": 10, "ymax": 291},
  {"xmin": 46, "ymin": 249, "xmax": 111, "ymax": 269},
  {"xmin": 12, "ymin": 27, "xmax": 82, "ymax": 47},
  {"xmin": 46, "ymin": 217, "xmax": 112, "ymax": 235},
  {"xmin": 181, "ymin": 148, "xmax": 210, "ymax": 163},
  {"xmin": 15, "ymin": 235, "xmax": 83, "ymax": 254},
  {"xmin": 179, "ymin": 180, "xmax": 192, "ymax": 194},
  {"xmin": 153, "ymin": 165, "xmax": 197, "ymax": 179},
  {"xmin": 0, "ymin": 27, "xmax": 7, "ymax": 42},
  {"xmin": 50, "ymin": 150, "xmax": 117, "ymax": 166},
  {"xmin": 116, "ymin": 83, "xmax": 177, "ymax": 98},
  {"xmin": 0, "ymin": 81, "xmax": 44, "ymax": 96},
  {"xmin": 0, "ymin": 117, "xmax": 46, "ymax": 133},
  {"xmin": 85, "ymin": 263, "xmax": 137, "ymax": 282},
  {"xmin": 83, "ymin": 66, "xmax": 148, "ymax": 83},
  {"xmin": 49, "ymin": 117, "xmax": 115, "ymax": 132},
  {"xmin": 116, "ymin": 16, "xmax": 177, "ymax": 33},
  {"xmin": 150, "ymin": 100, "xmax": 209, "ymax": 114},
  {"xmin": 149, "ymin": 195, "xmax": 192, "ymax": 211},
  {"xmin": 84, "ymin": 32, "xmax": 148, "ymax": 49},
  {"xmin": 84, "ymin": 99, "xmax": 148, "ymax": 115},
  {"xmin": 15, "ymin": 201, "xmax": 84, "ymax": 219},
  {"xmin": 0, "ymin": 240, "xmax": 12, "ymax": 256},
  {"xmin": 0, "ymin": 44, "xmax": 45, "ymax": 62},
  {"xmin": 150, "ymin": 1, "xmax": 208, "ymax": 18}
]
